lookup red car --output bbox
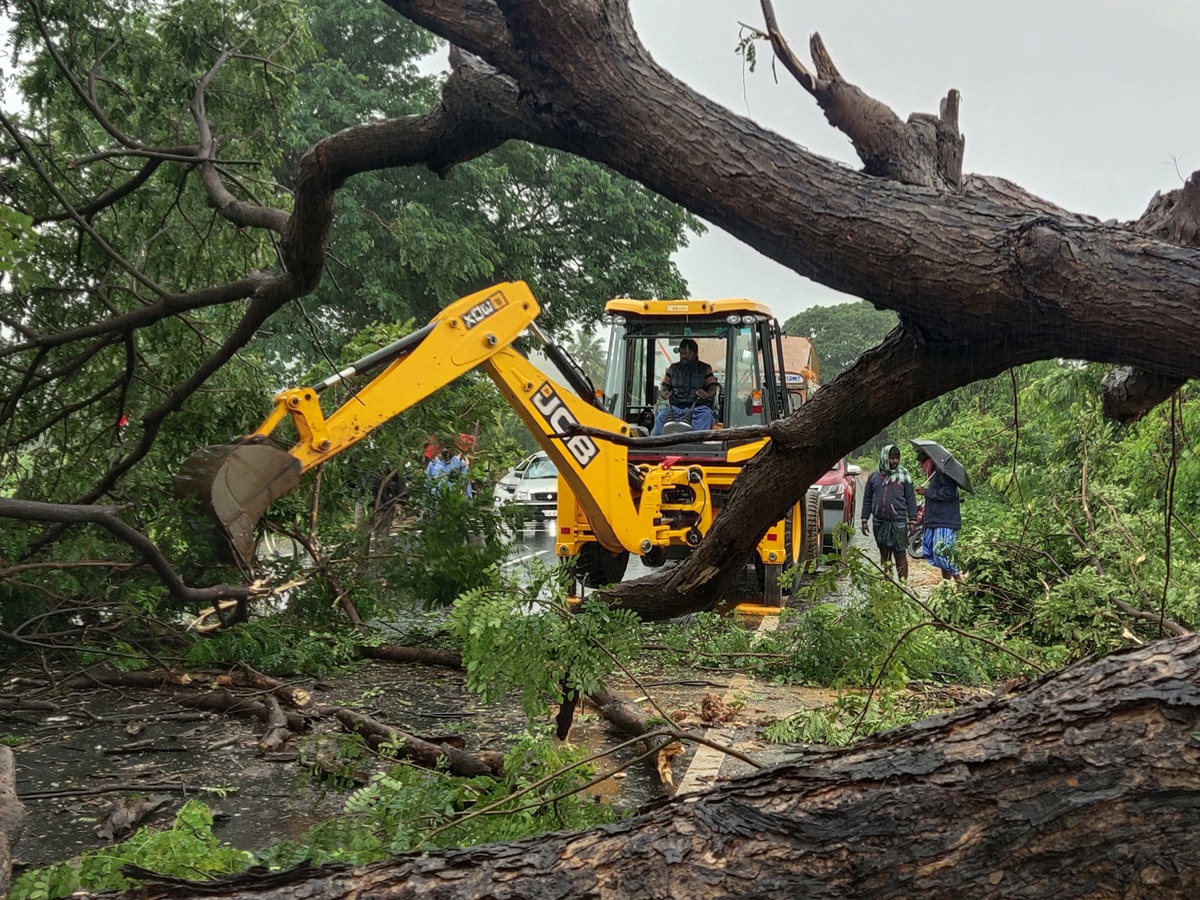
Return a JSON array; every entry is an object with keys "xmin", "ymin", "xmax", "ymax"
[{"xmin": 811, "ymin": 458, "xmax": 860, "ymax": 556}]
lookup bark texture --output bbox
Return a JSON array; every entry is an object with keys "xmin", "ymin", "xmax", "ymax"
[
  {"xmin": 0, "ymin": 748, "xmax": 25, "ymax": 899},
  {"xmin": 122, "ymin": 635, "xmax": 1200, "ymax": 899}
]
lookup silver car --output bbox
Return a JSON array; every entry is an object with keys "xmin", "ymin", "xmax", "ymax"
[{"xmin": 493, "ymin": 451, "xmax": 558, "ymax": 518}]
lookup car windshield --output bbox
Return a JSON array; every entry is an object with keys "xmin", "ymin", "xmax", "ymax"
[{"xmin": 525, "ymin": 457, "xmax": 556, "ymax": 479}]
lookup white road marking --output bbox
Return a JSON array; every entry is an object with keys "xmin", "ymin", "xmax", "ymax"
[{"xmin": 675, "ymin": 614, "xmax": 780, "ymax": 795}]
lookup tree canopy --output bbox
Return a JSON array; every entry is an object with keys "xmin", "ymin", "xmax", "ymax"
[
  {"xmin": 0, "ymin": 0, "xmax": 698, "ymax": 626},
  {"xmin": 784, "ymin": 301, "xmax": 896, "ymax": 383}
]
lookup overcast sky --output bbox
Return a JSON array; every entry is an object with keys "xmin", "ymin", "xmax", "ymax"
[{"xmin": 628, "ymin": 0, "xmax": 1200, "ymax": 322}]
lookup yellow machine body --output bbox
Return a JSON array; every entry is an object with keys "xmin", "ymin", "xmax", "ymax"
[{"xmin": 177, "ymin": 281, "xmax": 814, "ymax": 607}]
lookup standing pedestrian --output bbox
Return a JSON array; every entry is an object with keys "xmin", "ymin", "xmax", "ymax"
[
  {"xmin": 915, "ymin": 449, "xmax": 964, "ymax": 586},
  {"xmin": 860, "ymin": 444, "xmax": 919, "ymax": 583},
  {"xmin": 426, "ymin": 444, "xmax": 469, "ymax": 496}
]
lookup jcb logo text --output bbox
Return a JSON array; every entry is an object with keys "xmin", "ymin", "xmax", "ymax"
[{"xmin": 531, "ymin": 382, "xmax": 599, "ymax": 468}]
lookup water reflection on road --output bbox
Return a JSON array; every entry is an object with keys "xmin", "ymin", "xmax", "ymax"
[{"xmin": 501, "ymin": 517, "xmax": 657, "ymax": 586}]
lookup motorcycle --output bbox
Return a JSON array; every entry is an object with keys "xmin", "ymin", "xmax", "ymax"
[{"xmin": 907, "ymin": 501, "xmax": 925, "ymax": 559}]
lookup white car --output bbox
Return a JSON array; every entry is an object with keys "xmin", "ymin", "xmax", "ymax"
[{"xmin": 493, "ymin": 451, "xmax": 558, "ymax": 518}]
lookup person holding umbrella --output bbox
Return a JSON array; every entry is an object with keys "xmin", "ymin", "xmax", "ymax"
[
  {"xmin": 861, "ymin": 444, "xmax": 920, "ymax": 583},
  {"xmin": 911, "ymin": 439, "xmax": 969, "ymax": 586}
]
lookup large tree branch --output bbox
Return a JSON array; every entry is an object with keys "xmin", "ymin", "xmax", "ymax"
[
  {"xmin": 1100, "ymin": 169, "xmax": 1200, "ymax": 420},
  {"xmin": 13, "ymin": 0, "xmax": 1200, "ymax": 625},
  {"xmin": 125, "ymin": 635, "xmax": 1200, "ymax": 900},
  {"xmin": 609, "ymin": 325, "xmax": 1019, "ymax": 617},
  {"xmin": 9, "ymin": 52, "xmax": 545, "ymax": 558},
  {"xmin": 392, "ymin": 4, "xmax": 1200, "ymax": 382},
  {"xmin": 189, "ymin": 39, "xmax": 290, "ymax": 234},
  {"xmin": 758, "ymin": 2, "xmax": 963, "ymax": 190},
  {"xmin": 0, "ymin": 498, "xmax": 250, "ymax": 604},
  {"xmin": 379, "ymin": 0, "xmax": 518, "ymax": 71}
]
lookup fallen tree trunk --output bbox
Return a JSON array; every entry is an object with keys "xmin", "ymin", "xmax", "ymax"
[
  {"xmin": 0, "ymin": 748, "xmax": 25, "ymax": 898},
  {"xmin": 124, "ymin": 635, "xmax": 1200, "ymax": 899}
]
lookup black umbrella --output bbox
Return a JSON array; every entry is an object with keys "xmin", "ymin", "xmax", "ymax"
[{"xmin": 910, "ymin": 439, "xmax": 974, "ymax": 493}]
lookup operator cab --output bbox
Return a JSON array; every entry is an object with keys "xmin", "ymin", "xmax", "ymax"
[{"xmin": 599, "ymin": 298, "xmax": 794, "ymax": 458}]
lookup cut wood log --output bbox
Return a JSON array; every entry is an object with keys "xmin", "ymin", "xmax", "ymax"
[
  {"xmin": 585, "ymin": 683, "xmax": 681, "ymax": 785},
  {"xmin": 94, "ymin": 794, "xmax": 171, "ymax": 841},
  {"xmin": 335, "ymin": 709, "xmax": 504, "ymax": 778},
  {"xmin": 52, "ymin": 669, "xmax": 203, "ymax": 691},
  {"xmin": 258, "ymin": 695, "xmax": 291, "ymax": 754},
  {"xmin": 221, "ymin": 665, "xmax": 313, "ymax": 708},
  {"xmin": 118, "ymin": 636, "xmax": 1200, "ymax": 899},
  {"xmin": 177, "ymin": 689, "xmax": 309, "ymax": 733}
]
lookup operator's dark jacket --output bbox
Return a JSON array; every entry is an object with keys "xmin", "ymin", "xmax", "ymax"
[
  {"xmin": 921, "ymin": 469, "xmax": 962, "ymax": 530},
  {"xmin": 661, "ymin": 359, "xmax": 718, "ymax": 408},
  {"xmin": 861, "ymin": 472, "xmax": 918, "ymax": 525}
]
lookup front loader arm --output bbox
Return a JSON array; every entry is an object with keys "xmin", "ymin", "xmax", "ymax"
[
  {"xmin": 481, "ymin": 349, "xmax": 644, "ymax": 553},
  {"xmin": 272, "ymin": 286, "xmax": 650, "ymax": 553}
]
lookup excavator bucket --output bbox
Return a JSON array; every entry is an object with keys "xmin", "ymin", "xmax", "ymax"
[{"xmin": 174, "ymin": 443, "xmax": 302, "ymax": 568}]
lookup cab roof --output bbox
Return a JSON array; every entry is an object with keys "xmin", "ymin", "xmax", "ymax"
[{"xmin": 604, "ymin": 297, "xmax": 776, "ymax": 318}]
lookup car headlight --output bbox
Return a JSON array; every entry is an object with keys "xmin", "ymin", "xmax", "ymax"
[
  {"xmin": 515, "ymin": 490, "xmax": 532, "ymax": 501},
  {"xmin": 819, "ymin": 483, "xmax": 844, "ymax": 497}
]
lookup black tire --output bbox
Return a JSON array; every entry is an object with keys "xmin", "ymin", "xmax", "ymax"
[
  {"xmin": 576, "ymin": 542, "xmax": 631, "ymax": 587},
  {"xmin": 800, "ymin": 490, "xmax": 821, "ymax": 570},
  {"xmin": 907, "ymin": 529, "xmax": 926, "ymax": 560},
  {"xmin": 640, "ymin": 546, "xmax": 666, "ymax": 568}
]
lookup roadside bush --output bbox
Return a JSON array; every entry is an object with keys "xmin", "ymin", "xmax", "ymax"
[
  {"xmin": 382, "ymin": 477, "xmax": 513, "ymax": 608},
  {"xmin": 184, "ymin": 618, "xmax": 364, "ymax": 674},
  {"xmin": 449, "ymin": 564, "xmax": 641, "ymax": 721}
]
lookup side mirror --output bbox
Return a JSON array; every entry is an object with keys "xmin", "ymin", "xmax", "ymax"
[{"xmin": 846, "ymin": 465, "xmax": 861, "ymax": 476}]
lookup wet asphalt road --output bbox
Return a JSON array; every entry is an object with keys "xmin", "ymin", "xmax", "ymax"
[
  {"xmin": 503, "ymin": 518, "xmax": 658, "ymax": 582},
  {"xmin": 501, "ymin": 477, "xmax": 874, "ymax": 600}
]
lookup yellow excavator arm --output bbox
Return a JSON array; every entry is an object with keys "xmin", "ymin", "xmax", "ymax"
[
  {"xmin": 254, "ymin": 282, "xmax": 544, "ymax": 472},
  {"xmin": 177, "ymin": 282, "xmax": 651, "ymax": 566}
]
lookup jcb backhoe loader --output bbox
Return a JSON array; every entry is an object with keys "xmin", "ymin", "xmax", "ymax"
[{"xmin": 176, "ymin": 281, "xmax": 816, "ymax": 608}]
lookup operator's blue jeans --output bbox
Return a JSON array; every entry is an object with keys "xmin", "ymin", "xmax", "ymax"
[{"xmin": 652, "ymin": 404, "xmax": 714, "ymax": 435}]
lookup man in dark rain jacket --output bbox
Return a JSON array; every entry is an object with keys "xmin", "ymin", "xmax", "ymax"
[{"xmin": 861, "ymin": 444, "xmax": 919, "ymax": 582}]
